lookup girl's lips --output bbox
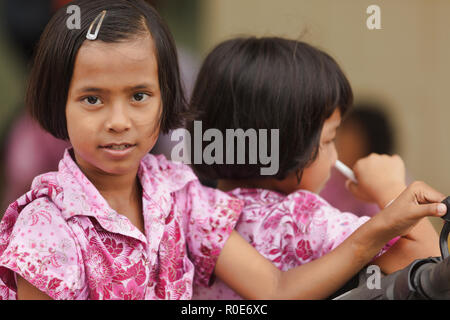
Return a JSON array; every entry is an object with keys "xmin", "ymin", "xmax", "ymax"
[
  {"xmin": 100, "ymin": 142, "xmax": 136, "ymax": 148},
  {"xmin": 99, "ymin": 143, "xmax": 137, "ymax": 159}
]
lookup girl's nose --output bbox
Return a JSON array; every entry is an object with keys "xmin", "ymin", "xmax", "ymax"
[{"xmin": 106, "ymin": 103, "xmax": 131, "ymax": 133}]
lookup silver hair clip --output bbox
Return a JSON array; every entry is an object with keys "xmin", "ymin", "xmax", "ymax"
[{"xmin": 86, "ymin": 10, "xmax": 107, "ymax": 40}]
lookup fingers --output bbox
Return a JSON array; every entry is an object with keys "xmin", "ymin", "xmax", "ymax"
[
  {"xmin": 408, "ymin": 181, "xmax": 446, "ymax": 205},
  {"xmin": 395, "ymin": 181, "xmax": 447, "ymax": 219},
  {"xmin": 413, "ymin": 202, "xmax": 447, "ymax": 218},
  {"xmin": 353, "ymin": 153, "xmax": 405, "ymax": 172}
]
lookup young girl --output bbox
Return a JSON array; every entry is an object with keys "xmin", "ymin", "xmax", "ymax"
[
  {"xmin": 0, "ymin": 1, "xmax": 445, "ymax": 300},
  {"xmin": 188, "ymin": 37, "xmax": 443, "ymax": 299}
]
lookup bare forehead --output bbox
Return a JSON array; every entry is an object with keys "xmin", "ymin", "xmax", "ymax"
[
  {"xmin": 70, "ymin": 34, "xmax": 159, "ymax": 90},
  {"xmin": 76, "ymin": 34, "xmax": 157, "ymax": 67}
]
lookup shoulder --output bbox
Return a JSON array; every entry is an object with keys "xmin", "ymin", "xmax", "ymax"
[
  {"xmin": 0, "ymin": 198, "xmax": 86, "ymax": 299},
  {"xmin": 12, "ymin": 197, "xmax": 66, "ymax": 233},
  {"xmin": 287, "ymin": 189, "xmax": 331, "ymax": 208},
  {"xmin": 140, "ymin": 153, "xmax": 243, "ymax": 219},
  {"xmin": 283, "ymin": 189, "xmax": 345, "ymax": 219},
  {"xmin": 141, "ymin": 153, "xmax": 196, "ymax": 175},
  {"xmin": 140, "ymin": 153, "xmax": 198, "ymax": 192},
  {"xmin": 285, "ymin": 189, "xmax": 370, "ymax": 228},
  {"xmin": 231, "ymin": 188, "xmax": 331, "ymax": 210}
]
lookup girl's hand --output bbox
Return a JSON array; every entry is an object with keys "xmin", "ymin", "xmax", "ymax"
[
  {"xmin": 346, "ymin": 154, "xmax": 406, "ymax": 208},
  {"xmin": 375, "ymin": 181, "xmax": 447, "ymax": 238}
]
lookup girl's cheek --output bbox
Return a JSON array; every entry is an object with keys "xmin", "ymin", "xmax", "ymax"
[{"xmin": 330, "ymin": 144, "xmax": 338, "ymax": 165}]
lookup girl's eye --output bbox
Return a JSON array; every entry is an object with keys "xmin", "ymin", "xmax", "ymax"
[
  {"xmin": 83, "ymin": 96, "xmax": 101, "ymax": 105},
  {"xmin": 132, "ymin": 93, "xmax": 149, "ymax": 102}
]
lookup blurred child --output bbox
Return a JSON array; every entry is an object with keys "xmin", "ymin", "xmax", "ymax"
[
  {"xmin": 1, "ymin": 0, "xmax": 71, "ymax": 213},
  {"xmin": 320, "ymin": 105, "xmax": 396, "ymax": 217},
  {"xmin": 188, "ymin": 37, "xmax": 442, "ymax": 299}
]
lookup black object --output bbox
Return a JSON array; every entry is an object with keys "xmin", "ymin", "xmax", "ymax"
[
  {"xmin": 3, "ymin": 0, "xmax": 53, "ymax": 61},
  {"xmin": 334, "ymin": 257, "xmax": 447, "ymax": 299},
  {"xmin": 336, "ymin": 196, "xmax": 450, "ymax": 300},
  {"xmin": 439, "ymin": 196, "xmax": 450, "ymax": 258}
]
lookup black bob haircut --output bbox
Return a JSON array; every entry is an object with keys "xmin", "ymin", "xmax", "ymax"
[
  {"xmin": 26, "ymin": 0, "xmax": 187, "ymax": 140},
  {"xmin": 188, "ymin": 37, "xmax": 353, "ymax": 181}
]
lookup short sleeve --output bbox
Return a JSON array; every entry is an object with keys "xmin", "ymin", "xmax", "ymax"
[
  {"xmin": 310, "ymin": 203, "xmax": 399, "ymax": 260},
  {"xmin": 0, "ymin": 198, "xmax": 87, "ymax": 300},
  {"xmin": 183, "ymin": 181, "xmax": 243, "ymax": 287},
  {"xmin": 317, "ymin": 209, "xmax": 371, "ymax": 255}
]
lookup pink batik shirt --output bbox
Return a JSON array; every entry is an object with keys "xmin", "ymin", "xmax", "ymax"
[
  {"xmin": 193, "ymin": 188, "xmax": 399, "ymax": 300},
  {"xmin": 0, "ymin": 149, "xmax": 243, "ymax": 300}
]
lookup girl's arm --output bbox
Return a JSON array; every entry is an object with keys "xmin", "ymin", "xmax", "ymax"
[
  {"xmin": 215, "ymin": 217, "xmax": 388, "ymax": 299},
  {"xmin": 16, "ymin": 275, "xmax": 53, "ymax": 300},
  {"xmin": 3, "ymin": 198, "xmax": 85, "ymax": 300},
  {"xmin": 370, "ymin": 193, "xmax": 441, "ymax": 274},
  {"xmin": 372, "ymin": 218, "xmax": 440, "ymax": 274},
  {"xmin": 214, "ymin": 181, "xmax": 447, "ymax": 299}
]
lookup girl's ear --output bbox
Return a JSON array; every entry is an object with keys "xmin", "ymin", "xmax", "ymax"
[{"xmin": 295, "ymin": 168, "xmax": 303, "ymax": 185}]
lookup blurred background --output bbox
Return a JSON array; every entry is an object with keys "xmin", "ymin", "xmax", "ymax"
[{"xmin": 0, "ymin": 0, "xmax": 449, "ymax": 233}]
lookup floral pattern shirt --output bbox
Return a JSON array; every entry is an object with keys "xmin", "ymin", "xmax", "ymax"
[
  {"xmin": 193, "ymin": 188, "xmax": 398, "ymax": 300},
  {"xmin": 0, "ymin": 149, "xmax": 243, "ymax": 300}
]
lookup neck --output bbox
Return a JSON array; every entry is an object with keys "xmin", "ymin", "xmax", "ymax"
[
  {"xmin": 72, "ymin": 154, "xmax": 141, "ymax": 207},
  {"xmin": 90, "ymin": 171, "xmax": 141, "ymax": 203}
]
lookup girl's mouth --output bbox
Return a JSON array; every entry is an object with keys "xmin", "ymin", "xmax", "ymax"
[
  {"xmin": 99, "ymin": 143, "xmax": 137, "ymax": 158},
  {"xmin": 100, "ymin": 143, "xmax": 136, "ymax": 151}
]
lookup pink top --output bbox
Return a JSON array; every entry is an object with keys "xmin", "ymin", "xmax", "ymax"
[
  {"xmin": 193, "ymin": 188, "xmax": 398, "ymax": 300},
  {"xmin": 320, "ymin": 168, "xmax": 379, "ymax": 217},
  {"xmin": 0, "ymin": 149, "xmax": 243, "ymax": 300}
]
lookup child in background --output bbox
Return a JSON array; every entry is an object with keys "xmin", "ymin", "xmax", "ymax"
[
  {"xmin": 189, "ymin": 37, "xmax": 442, "ymax": 299},
  {"xmin": 0, "ymin": 2, "xmax": 445, "ymax": 300},
  {"xmin": 1, "ymin": 0, "xmax": 72, "ymax": 214},
  {"xmin": 320, "ymin": 104, "xmax": 396, "ymax": 217}
]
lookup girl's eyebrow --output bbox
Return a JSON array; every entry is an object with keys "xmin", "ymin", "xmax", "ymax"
[
  {"xmin": 76, "ymin": 83, "xmax": 156, "ymax": 94},
  {"xmin": 76, "ymin": 87, "xmax": 108, "ymax": 94},
  {"xmin": 125, "ymin": 83, "xmax": 156, "ymax": 91}
]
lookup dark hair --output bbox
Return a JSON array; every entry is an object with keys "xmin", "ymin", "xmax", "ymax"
[
  {"xmin": 188, "ymin": 37, "xmax": 353, "ymax": 180},
  {"xmin": 343, "ymin": 103, "xmax": 395, "ymax": 155},
  {"xmin": 26, "ymin": 0, "xmax": 187, "ymax": 140}
]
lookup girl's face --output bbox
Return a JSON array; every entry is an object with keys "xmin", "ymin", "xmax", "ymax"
[
  {"xmin": 66, "ymin": 34, "xmax": 162, "ymax": 176},
  {"xmin": 299, "ymin": 109, "xmax": 341, "ymax": 193},
  {"xmin": 268, "ymin": 109, "xmax": 341, "ymax": 195}
]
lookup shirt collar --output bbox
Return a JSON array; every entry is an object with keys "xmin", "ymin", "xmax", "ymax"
[{"xmin": 55, "ymin": 148, "xmax": 197, "ymax": 239}]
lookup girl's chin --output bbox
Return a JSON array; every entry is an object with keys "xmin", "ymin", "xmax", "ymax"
[
  {"xmin": 89, "ymin": 158, "xmax": 140, "ymax": 176},
  {"xmin": 73, "ymin": 150, "xmax": 142, "ymax": 177},
  {"xmin": 101, "ymin": 163, "xmax": 140, "ymax": 176}
]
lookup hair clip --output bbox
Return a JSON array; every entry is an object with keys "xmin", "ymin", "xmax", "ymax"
[{"xmin": 86, "ymin": 10, "xmax": 107, "ymax": 40}]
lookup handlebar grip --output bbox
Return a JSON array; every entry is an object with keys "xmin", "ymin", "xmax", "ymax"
[{"xmin": 439, "ymin": 197, "xmax": 450, "ymax": 259}]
